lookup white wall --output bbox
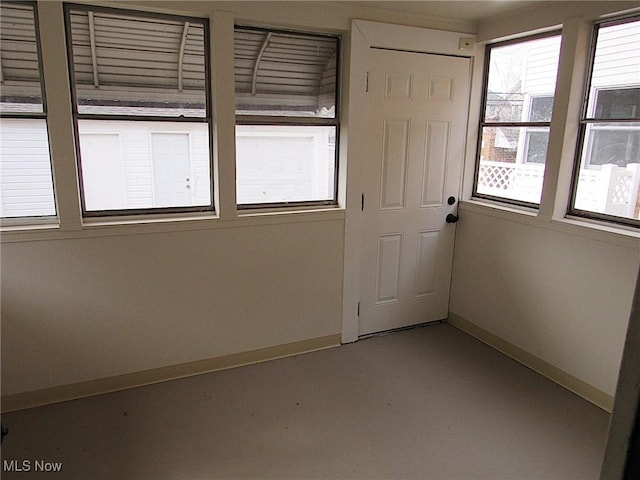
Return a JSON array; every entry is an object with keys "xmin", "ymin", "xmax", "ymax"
[
  {"xmin": 2, "ymin": 0, "xmax": 639, "ymax": 413},
  {"xmin": 452, "ymin": 1, "xmax": 640, "ymax": 405},
  {"xmin": 450, "ymin": 208, "xmax": 638, "ymax": 397},
  {"xmin": 1, "ymin": 218, "xmax": 344, "ymax": 395},
  {"xmin": 3, "ymin": 0, "xmax": 466, "ymax": 404}
]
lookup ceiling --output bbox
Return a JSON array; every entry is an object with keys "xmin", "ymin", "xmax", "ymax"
[{"xmin": 347, "ymin": 1, "xmax": 549, "ymax": 22}]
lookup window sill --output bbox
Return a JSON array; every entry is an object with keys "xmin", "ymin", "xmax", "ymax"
[
  {"xmin": 0, "ymin": 208, "xmax": 345, "ymax": 244},
  {"xmin": 0, "ymin": 220, "xmax": 60, "ymax": 234},
  {"xmin": 460, "ymin": 199, "xmax": 640, "ymax": 248},
  {"xmin": 238, "ymin": 204, "xmax": 342, "ymax": 217},
  {"xmin": 461, "ymin": 198, "xmax": 539, "ymax": 219}
]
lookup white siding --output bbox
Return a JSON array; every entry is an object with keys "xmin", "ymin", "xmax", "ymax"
[
  {"xmin": 77, "ymin": 120, "xmax": 211, "ymax": 210},
  {"xmin": 0, "ymin": 118, "xmax": 56, "ymax": 217},
  {"xmin": 235, "ymin": 125, "xmax": 335, "ymax": 204},
  {"xmin": 522, "ymin": 35, "xmax": 561, "ymax": 96},
  {"xmin": 592, "ymin": 21, "xmax": 640, "ymax": 89}
]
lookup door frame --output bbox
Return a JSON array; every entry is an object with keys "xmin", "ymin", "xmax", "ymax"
[{"xmin": 341, "ymin": 20, "xmax": 477, "ymax": 343}]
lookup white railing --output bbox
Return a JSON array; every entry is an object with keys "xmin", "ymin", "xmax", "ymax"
[{"xmin": 477, "ymin": 161, "xmax": 640, "ymax": 218}]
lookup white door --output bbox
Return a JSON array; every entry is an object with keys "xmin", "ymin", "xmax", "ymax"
[
  {"xmin": 151, "ymin": 133, "xmax": 192, "ymax": 207},
  {"xmin": 359, "ymin": 48, "xmax": 471, "ymax": 336},
  {"xmin": 79, "ymin": 133, "xmax": 127, "ymax": 211}
]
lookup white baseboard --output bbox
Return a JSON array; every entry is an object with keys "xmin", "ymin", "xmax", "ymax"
[
  {"xmin": 448, "ymin": 313, "xmax": 614, "ymax": 412},
  {"xmin": 1, "ymin": 334, "xmax": 341, "ymax": 413}
]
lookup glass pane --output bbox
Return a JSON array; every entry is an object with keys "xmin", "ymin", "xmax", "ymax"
[
  {"xmin": 235, "ymin": 28, "xmax": 338, "ymax": 118},
  {"xmin": 0, "ymin": 3, "xmax": 44, "ymax": 114},
  {"xmin": 525, "ymin": 130, "xmax": 550, "ymax": 163},
  {"xmin": 476, "ymin": 126, "xmax": 546, "ymax": 204},
  {"xmin": 77, "ymin": 120, "xmax": 211, "ymax": 212},
  {"xmin": 573, "ymin": 123, "xmax": 640, "ymax": 220},
  {"xmin": 529, "ymin": 96, "xmax": 554, "ymax": 122},
  {"xmin": 0, "ymin": 118, "xmax": 56, "ymax": 218},
  {"xmin": 593, "ymin": 88, "xmax": 640, "ymax": 120},
  {"xmin": 585, "ymin": 126, "xmax": 640, "ymax": 167},
  {"xmin": 236, "ymin": 125, "xmax": 336, "ymax": 205},
  {"xmin": 68, "ymin": 8, "xmax": 207, "ymax": 118},
  {"xmin": 484, "ymin": 35, "xmax": 561, "ymax": 123},
  {"xmin": 588, "ymin": 20, "xmax": 640, "ymax": 120}
]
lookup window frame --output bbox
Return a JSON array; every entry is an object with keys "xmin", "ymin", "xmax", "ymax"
[
  {"xmin": 472, "ymin": 30, "xmax": 561, "ymax": 208},
  {"xmin": 63, "ymin": 3, "xmax": 215, "ymax": 218},
  {"xmin": 234, "ymin": 24, "xmax": 341, "ymax": 210},
  {"xmin": 0, "ymin": 1, "xmax": 58, "ymax": 223},
  {"xmin": 568, "ymin": 15, "xmax": 640, "ymax": 228}
]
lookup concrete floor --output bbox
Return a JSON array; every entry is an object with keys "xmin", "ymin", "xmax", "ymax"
[{"xmin": 0, "ymin": 323, "xmax": 610, "ymax": 479}]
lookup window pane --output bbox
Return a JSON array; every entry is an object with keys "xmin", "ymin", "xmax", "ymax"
[
  {"xmin": 587, "ymin": 21, "xmax": 640, "ymax": 120},
  {"xmin": 235, "ymin": 28, "xmax": 338, "ymax": 118},
  {"xmin": 593, "ymin": 88, "xmax": 640, "ymax": 120},
  {"xmin": 572, "ymin": 18, "xmax": 640, "ymax": 223},
  {"xmin": 525, "ymin": 130, "xmax": 550, "ymax": 164},
  {"xmin": 484, "ymin": 35, "xmax": 560, "ymax": 123},
  {"xmin": 68, "ymin": 8, "xmax": 207, "ymax": 118},
  {"xmin": 573, "ymin": 123, "xmax": 640, "ymax": 218},
  {"xmin": 0, "ymin": 3, "xmax": 44, "ymax": 114},
  {"xmin": 476, "ymin": 126, "xmax": 546, "ymax": 204},
  {"xmin": 236, "ymin": 125, "xmax": 336, "ymax": 205},
  {"xmin": 1, "ymin": 118, "xmax": 56, "ymax": 218},
  {"xmin": 0, "ymin": 3, "xmax": 56, "ymax": 220},
  {"xmin": 77, "ymin": 120, "xmax": 211, "ymax": 212},
  {"xmin": 530, "ymin": 96, "xmax": 554, "ymax": 122},
  {"xmin": 585, "ymin": 126, "xmax": 640, "ymax": 167}
]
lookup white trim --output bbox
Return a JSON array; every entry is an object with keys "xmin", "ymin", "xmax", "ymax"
[
  {"xmin": 37, "ymin": 1, "xmax": 83, "ymax": 232},
  {"xmin": 460, "ymin": 200, "xmax": 640, "ymax": 247},
  {"xmin": 448, "ymin": 313, "xmax": 614, "ymax": 412},
  {"xmin": 210, "ymin": 11, "xmax": 238, "ymax": 222},
  {"xmin": 1, "ymin": 334, "xmax": 341, "ymax": 412},
  {"xmin": 0, "ymin": 209, "xmax": 345, "ymax": 244}
]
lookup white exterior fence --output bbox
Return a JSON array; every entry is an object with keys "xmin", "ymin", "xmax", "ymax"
[{"xmin": 478, "ymin": 161, "xmax": 640, "ymax": 218}]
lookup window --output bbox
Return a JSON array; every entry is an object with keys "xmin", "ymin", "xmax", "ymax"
[
  {"xmin": 474, "ymin": 33, "xmax": 561, "ymax": 206},
  {"xmin": 234, "ymin": 26, "xmax": 339, "ymax": 208},
  {"xmin": 65, "ymin": 5, "xmax": 213, "ymax": 216},
  {"xmin": 0, "ymin": 2, "xmax": 56, "ymax": 220},
  {"xmin": 570, "ymin": 17, "xmax": 640, "ymax": 225}
]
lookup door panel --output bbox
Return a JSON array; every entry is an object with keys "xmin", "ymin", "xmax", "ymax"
[
  {"xmin": 381, "ymin": 118, "xmax": 410, "ymax": 210},
  {"xmin": 359, "ymin": 48, "xmax": 471, "ymax": 336}
]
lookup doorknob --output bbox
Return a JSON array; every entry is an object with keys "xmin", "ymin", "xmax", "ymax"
[{"xmin": 446, "ymin": 213, "xmax": 459, "ymax": 223}]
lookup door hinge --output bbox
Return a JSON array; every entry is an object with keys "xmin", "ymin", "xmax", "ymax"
[
  {"xmin": 366, "ymin": 72, "xmax": 369, "ymax": 92},
  {"xmin": 357, "ymin": 301, "xmax": 360, "ymax": 316},
  {"xmin": 361, "ymin": 193, "xmax": 365, "ymax": 211}
]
